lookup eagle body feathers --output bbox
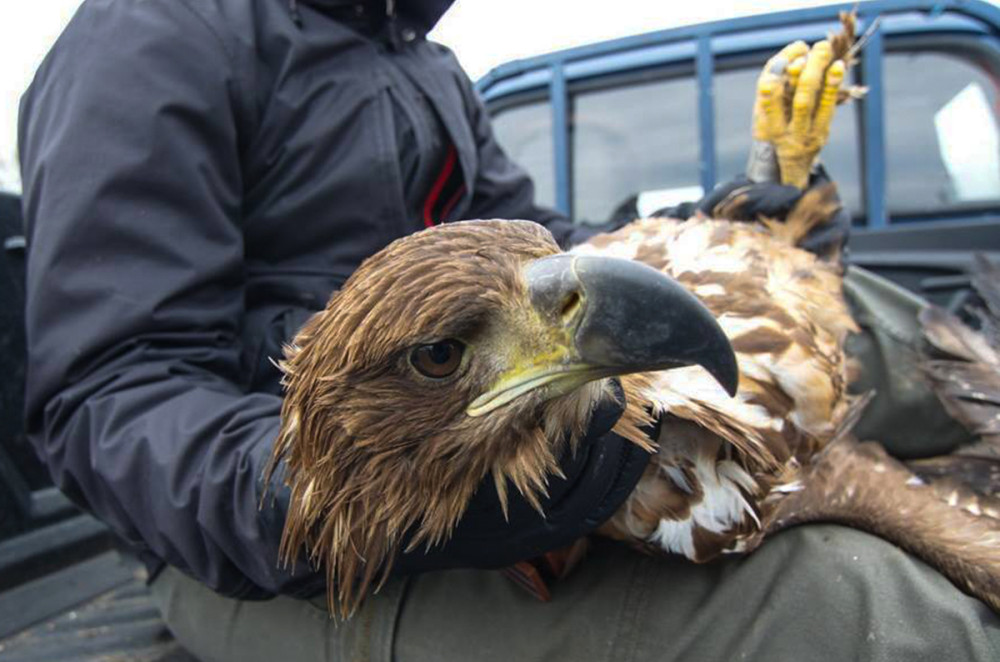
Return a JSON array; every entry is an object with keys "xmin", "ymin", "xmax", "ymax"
[
  {"xmin": 573, "ymin": 212, "xmax": 1000, "ymax": 612},
  {"xmin": 574, "ymin": 193, "xmax": 859, "ymax": 562}
]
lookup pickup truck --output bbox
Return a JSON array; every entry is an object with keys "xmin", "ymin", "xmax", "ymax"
[
  {"xmin": 478, "ymin": 0, "xmax": 1000, "ymax": 306},
  {"xmin": 1, "ymin": 1, "xmax": 998, "ymax": 659}
]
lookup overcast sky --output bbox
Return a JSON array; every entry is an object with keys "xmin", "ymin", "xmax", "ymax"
[{"xmin": 1, "ymin": 0, "xmax": 985, "ymax": 192}]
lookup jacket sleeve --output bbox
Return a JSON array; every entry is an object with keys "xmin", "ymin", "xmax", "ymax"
[
  {"xmin": 18, "ymin": 1, "xmax": 321, "ymax": 599},
  {"xmin": 457, "ymin": 67, "xmax": 621, "ymax": 248}
]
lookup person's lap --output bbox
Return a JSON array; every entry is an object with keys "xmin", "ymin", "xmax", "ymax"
[{"xmin": 151, "ymin": 525, "xmax": 1000, "ymax": 662}]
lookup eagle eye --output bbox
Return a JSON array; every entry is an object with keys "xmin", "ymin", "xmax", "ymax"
[{"xmin": 410, "ymin": 340, "xmax": 465, "ymax": 379}]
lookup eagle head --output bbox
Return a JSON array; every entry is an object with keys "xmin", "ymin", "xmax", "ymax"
[{"xmin": 267, "ymin": 219, "xmax": 737, "ymax": 614}]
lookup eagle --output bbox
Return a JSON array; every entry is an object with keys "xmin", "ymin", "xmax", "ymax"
[{"xmin": 266, "ymin": 16, "xmax": 1000, "ymax": 617}]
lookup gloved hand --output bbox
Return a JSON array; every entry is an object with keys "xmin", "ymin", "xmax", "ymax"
[
  {"xmin": 259, "ymin": 381, "xmax": 655, "ymax": 584},
  {"xmin": 394, "ymin": 379, "xmax": 656, "ymax": 574},
  {"xmin": 693, "ymin": 166, "xmax": 851, "ymax": 259}
]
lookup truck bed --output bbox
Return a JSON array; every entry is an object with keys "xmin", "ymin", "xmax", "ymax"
[{"xmin": 0, "ymin": 518, "xmax": 195, "ymax": 662}]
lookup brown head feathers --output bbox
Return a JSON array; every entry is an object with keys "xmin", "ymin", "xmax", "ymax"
[{"xmin": 265, "ymin": 220, "xmax": 626, "ymax": 616}]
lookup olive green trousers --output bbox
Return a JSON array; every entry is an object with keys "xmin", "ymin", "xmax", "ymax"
[
  {"xmin": 150, "ymin": 268, "xmax": 1000, "ymax": 661},
  {"xmin": 152, "ymin": 527, "xmax": 1000, "ymax": 662}
]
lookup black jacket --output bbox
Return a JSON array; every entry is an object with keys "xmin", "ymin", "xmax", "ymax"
[{"xmin": 18, "ymin": 0, "xmax": 609, "ymax": 599}]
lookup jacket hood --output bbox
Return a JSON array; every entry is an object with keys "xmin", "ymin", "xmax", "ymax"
[{"xmin": 298, "ymin": 0, "xmax": 454, "ymax": 33}]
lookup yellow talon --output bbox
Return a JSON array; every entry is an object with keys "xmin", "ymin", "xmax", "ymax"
[
  {"xmin": 790, "ymin": 40, "xmax": 834, "ymax": 137},
  {"xmin": 826, "ymin": 59, "xmax": 846, "ymax": 85},
  {"xmin": 788, "ymin": 56, "xmax": 806, "ymax": 77},
  {"xmin": 787, "ymin": 55, "xmax": 806, "ymax": 98},
  {"xmin": 748, "ymin": 13, "xmax": 862, "ymax": 189},
  {"xmin": 773, "ymin": 40, "xmax": 810, "ymax": 67},
  {"xmin": 811, "ymin": 60, "xmax": 846, "ymax": 143},
  {"xmin": 751, "ymin": 38, "xmax": 850, "ymax": 189},
  {"xmin": 756, "ymin": 75, "xmax": 790, "ymax": 142}
]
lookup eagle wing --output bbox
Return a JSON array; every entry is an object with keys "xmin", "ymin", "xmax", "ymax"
[
  {"xmin": 918, "ymin": 255, "xmax": 1000, "ymax": 451},
  {"xmin": 575, "ymin": 198, "xmax": 1000, "ymax": 613},
  {"xmin": 570, "ymin": 14, "xmax": 1000, "ymax": 610},
  {"xmin": 573, "ymin": 188, "xmax": 858, "ymax": 560}
]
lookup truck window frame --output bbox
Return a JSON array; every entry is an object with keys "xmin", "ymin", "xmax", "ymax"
[{"xmin": 480, "ymin": 0, "xmax": 1000, "ymax": 233}]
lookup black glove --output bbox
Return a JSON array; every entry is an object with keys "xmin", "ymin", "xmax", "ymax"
[
  {"xmin": 652, "ymin": 167, "xmax": 850, "ymax": 259},
  {"xmin": 394, "ymin": 380, "xmax": 657, "ymax": 574},
  {"xmin": 259, "ymin": 381, "xmax": 656, "ymax": 586},
  {"xmin": 693, "ymin": 167, "xmax": 851, "ymax": 259}
]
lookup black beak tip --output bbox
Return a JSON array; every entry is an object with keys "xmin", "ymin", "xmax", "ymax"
[
  {"xmin": 691, "ymin": 321, "xmax": 740, "ymax": 398},
  {"xmin": 712, "ymin": 351, "xmax": 740, "ymax": 398}
]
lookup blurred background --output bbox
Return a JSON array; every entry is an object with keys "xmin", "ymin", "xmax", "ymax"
[
  {"xmin": 2, "ymin": 1, "xmax": 999, "ymax": 236},
  {"xmin": 0, "ymin": 0, "xmax": 847, "ymax": 194}
]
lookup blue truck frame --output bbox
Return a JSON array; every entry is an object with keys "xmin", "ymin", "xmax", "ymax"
[{"xmin": 474, "ymin": 0, "xmax": 1000, "ymax": 230}]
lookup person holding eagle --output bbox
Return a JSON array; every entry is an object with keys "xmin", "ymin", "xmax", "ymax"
[{"xmin": 16, "ymin": 0, "xmax": 999, "ymax": 660}]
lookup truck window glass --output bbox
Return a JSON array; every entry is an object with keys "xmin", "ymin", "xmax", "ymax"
[
  {"xmin": 714, "ymin": 65, "xmax": 863, "ymax": 218},
  {"xmin": 571, "ymin": 76, "xmax": 700, "ymax": 224},
  {"xmin": 883, "ymin": 50, "xmax": 1000, "ymax": 217},
  {"xmin": 490, "ymin": 100, "xmax": 556, "ymax": 209}
]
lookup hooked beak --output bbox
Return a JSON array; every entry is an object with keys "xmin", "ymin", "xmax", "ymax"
[{"xmin": 466, "ymin": 254, "xmax": 739, "ymax": 417}]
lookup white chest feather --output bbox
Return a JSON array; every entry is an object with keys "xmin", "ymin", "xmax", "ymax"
[{"xmin": 648, "ymin": 454, "xmax": 759, "ymax": 558}]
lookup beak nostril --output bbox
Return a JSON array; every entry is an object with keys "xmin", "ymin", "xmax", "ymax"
[{"xmin": 561, "ymin": 291, "xmax": 582, "ymax": 323}]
